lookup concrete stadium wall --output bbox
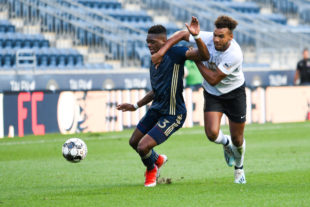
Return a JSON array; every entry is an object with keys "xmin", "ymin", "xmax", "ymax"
[{"xmin": 0, "ymin": 86, "xmax": 309, "ymax": 138}]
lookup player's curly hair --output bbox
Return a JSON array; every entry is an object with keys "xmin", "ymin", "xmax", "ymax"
[
  {"xmin": 148, "ymin": 25, "xmax": 167, "ymax": 34},
  {"xmin": 215, "ymin": 16, "xmax": 238, "ymax": 32}
]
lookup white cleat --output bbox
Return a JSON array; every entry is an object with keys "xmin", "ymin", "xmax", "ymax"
[
  {"xmin": 223, "ymin": 135, "xmax": 235, "ymax": 167},
  {"xmin": 234, "ymin": 169, "xmax": 246, "ymax": 184}
]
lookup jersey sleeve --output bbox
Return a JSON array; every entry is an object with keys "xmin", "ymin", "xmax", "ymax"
[
  {"xmin": 189, "ymin": 31, "xmax": 213, "ymax": 44},
  {"xmin": 170, "ymin": 46, "xmax": 188, "ymax": 63},
  {"xmin": 217, "ymin": 52, "xmax": 243, "ymax": 75}
]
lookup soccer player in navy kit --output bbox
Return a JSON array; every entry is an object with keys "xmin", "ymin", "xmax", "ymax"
[{"xmin": 116, "ymin": 24, "xmax": 208, "ymax": 187}]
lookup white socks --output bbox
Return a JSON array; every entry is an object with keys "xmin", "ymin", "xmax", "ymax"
[
  {"xmin": 214, "ymin": 130, "xmax": 228, "ymax": 145},
  {"xmin": 232, "ymin": 139, "xmax": 246, "ymax": 168}
]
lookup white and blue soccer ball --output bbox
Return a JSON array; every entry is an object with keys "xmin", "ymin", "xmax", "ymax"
[{"xmin": 62, "ymin": 138, "xmax": 88, "ymax": 163}]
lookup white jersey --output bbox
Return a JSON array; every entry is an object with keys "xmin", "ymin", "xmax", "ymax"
[{"xmin": 190, "ymin": 31, "xmax": 245, "ymax": 96}]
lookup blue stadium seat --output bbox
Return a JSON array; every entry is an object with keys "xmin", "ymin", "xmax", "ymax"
[
  {"xmin": 247, "ymin": 13, "xmax": 287, "ymax": 25},
  {"xmin": 77, "ymin": 0, "xmax": 122, "ymax": 9},
  {"xmin": 23, "ymin": 35, "xmax": 32, "ymax": 48},
  {"xmin": 300, "ymin": 7, "xmax": 310, "ymax": 24},
  {"xmin": 48, "ymin": 48, "xmax": 58, "ymax": 67},
  {"xmin": 0, "ymin": 32, "xmax": 50, "ymax": 49},
  {"xmin": 0, "ymin": 50, "xmax": 4, "ymax": 67},
  {"xmin": 135, "ymin": 47, "xmax": 150, "ymax": 68},
  {"xmin": 0, "ymin": 20, "xmax": 15, "ymax": 33},
  {"xmin": 103, "ymin": 9, "xmax": 153, "ymax": 23},
  {"xmin": 67, "ymin": 50, "xmax": 75, "ymax": 67},
  {"xmin": 4, "ymin": 34, "xmax": 13, "ymax": 48},
  {"xmin": 37, "ymin": 49, "xmax": 49, "ymax": 68},
  {"xmin": 271, "ymin": 0, "xmax": 298, "ymax": 14},
  {"xmin": 75, "ymin": 54, "xmax": 84, "ymax": 66},
  {"xmin": 2, "ymin": 49, "xmax": 15, "ymax": 68},
  {"xmin": 57, "ymin": 49, "xmax": 67, "ymax": 67},
  {"xmin": 264, "ymin": 13, "xmax": 287, "ymax": 25},
  {"xmin": 223, "ymin": 2, "xmax": 260, "ymax": 13},
  {"xmin": 0, "ymin": 38, "xmax": 3, "ymax": 48},
  {"xmin": 41, "ymin": 39, "xmax": 50, "ymax": 48}
]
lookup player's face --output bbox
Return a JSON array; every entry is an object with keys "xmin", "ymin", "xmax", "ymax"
[
  {"xmin": 213, "ymin": 28, "xmax": 233, "ymax": 51},
  {"xmin": 146, "ymin": 33, "xmax": 166, "ymax": 55}
]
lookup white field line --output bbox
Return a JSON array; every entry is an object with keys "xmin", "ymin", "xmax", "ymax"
[{"xmin": 0, "ymin": 123, "xmax": 308, "ymax": 146}]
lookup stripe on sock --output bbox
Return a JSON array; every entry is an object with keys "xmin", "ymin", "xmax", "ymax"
[{"xmin": 235, "ymin": 165, "xmax": 243, "ymax": 170}]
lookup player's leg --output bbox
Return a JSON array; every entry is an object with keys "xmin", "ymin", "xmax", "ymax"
[
  {"xmin": 229, "ymin": 120, "xmax": 246, "ymax": 184},
  {"xmin": 225, "ymin": 84, "xmax": 247, "ymax": 183},
  {"xmin": 135, "ymin": 109, "xmax": 165, "ymax": 167},
  {"xmin": 204, "ymin": 111, "xmax": 223, "ymax": 142},
  {"xmin": 137, "ymin": 134, "xmax": 158, "ymax": 169},
  {"xmin": 204, "ymin": 111, "xmax": 235, "ymax": 166},
  {"xmin": 229, "ymin": 120, "xmax": 245, "ymax": 149},
  {"xmin": 129, "ymin": 128, "xmax": 166, "ymax": 168},
  {"xmin": 203, "ymin": 90, "xmax": 226, "ymax": 143},
  {"xmin": 129, "ymin": 128, "xmax": 145, "ymax": 152},
  {"xmin": 131, "ymin": 109, "xmax": 163, "ymax": 185},
  {"xmin": 136, "ymin": 134, "xmax": 159, "ymax": 187},
  {"xmin": 138, "ymin": 113, "xmax": 186, "ymax": 187},
  {"xmin": 203, "ymin": 90, "xmax": 234, "ymax": 166}
]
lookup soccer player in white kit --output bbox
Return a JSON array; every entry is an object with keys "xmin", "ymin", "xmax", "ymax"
[{"xmin": 152, "ymin": 16, "xmax": 246, "ymax": 184}]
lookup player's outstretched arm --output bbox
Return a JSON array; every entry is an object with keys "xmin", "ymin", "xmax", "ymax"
[
  {"xmin": 152, "ymin": 30, "xmax": 190, "ymax": 67},
  {"xmin": 116, "ymin": 90, "xmax": 154, "ymax": 112},
  {"xmin": 185, "ymin": 16, "xmax": 210, "ymax": 61},
  {"xmin": 195, "ymin": 61, "xmax": 227, "ymax": 86}
]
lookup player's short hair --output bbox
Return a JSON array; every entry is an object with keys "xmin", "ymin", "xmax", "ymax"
[
  {"xmin": 148, "ymin": 25, "xmax": 167, "ymax": 35},
  {"xmin": 215, "ymin": 16, "xmax": 238, "ymax": 32},
  {"xmin": 303, "ymin": 47, "xmax": 309, "ymax": 52}
]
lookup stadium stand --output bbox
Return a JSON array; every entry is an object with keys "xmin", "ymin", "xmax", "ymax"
[
  {"xmin": 138, "ymin": 0, "xmax": 310, "ymax": 69},
  {"xmin": 77, "ymin": 0, "xmax": 122, "ymax": 9},
  {"xmin": 252, "ymin": 0, "xmax": 310, "ymax": 24},
  {"xmin": 0, "ymin": 21, "xmax": 85, "ymax": 69},
  {"xmin": 0, "ymin": 0, "xmax": 309, "ymax": 70},
  {"xmin": 0, "ymin": 0, "xmax": 118, "ymax": 70},
  {"xmin": 0, "ymin": 19, "xmax": 14, "ymax": 32}
]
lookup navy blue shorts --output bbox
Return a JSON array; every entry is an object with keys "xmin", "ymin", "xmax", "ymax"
[{"xmin": 137, "ymin": 108, "xmax": 186, "ymax": 145}]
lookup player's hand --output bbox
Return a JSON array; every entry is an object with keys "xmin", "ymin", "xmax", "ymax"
[
  {"xmin": 185, "ymin": 16, "xmax": 200, "ymax": 36},
  {"xmin": 116, "ymin": 103, "xmax": 136, "ymax": 112},
  {"xmin": 151, "ymin": 52, "xmax": 163, "ymax": 69}
]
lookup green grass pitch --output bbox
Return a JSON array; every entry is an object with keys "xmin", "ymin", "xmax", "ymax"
[{"xmin": 0, "ymin": 122, "xmax": 310, "ymax": 207}]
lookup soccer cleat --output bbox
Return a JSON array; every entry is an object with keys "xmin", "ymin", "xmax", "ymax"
[
  {"xmin": 144, "ymin": 165, "xmax": 158, "ymax": 187},
  {"xmin": 234, "ymin": 169, "xmax": 246, "ymax": 184},
  {"xmin": 155, "ymin": 154, "xmax": 168, "ymax": 178},
  {"xmin": 223, "ymin": 136, "xmax": 235, "ymax": 167},
  {"xmin": 155, "ymin": 154, "xmax": 168, "ymax": 169}
]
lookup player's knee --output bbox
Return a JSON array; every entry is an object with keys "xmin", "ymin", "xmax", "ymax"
[
  {"xmin": 129, "ymin": 138, "xmax": 137, "ymax": 150},
  {"xmin": 137, "ymin": 142, "xmax": 150, "ymax": 156},
  {"xmin": 204, "ymin": 128, "xmax": 218, "ymax": 142}
]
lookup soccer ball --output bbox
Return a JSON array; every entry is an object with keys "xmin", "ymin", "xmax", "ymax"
[{"xmin": 62, "ymin": 138, "xmax": 88, "ymax": 163}]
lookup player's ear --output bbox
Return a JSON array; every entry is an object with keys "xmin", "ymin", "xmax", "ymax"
[{"xmin": 229, "ymin": 30, "xmax": 233, "ymax": 40}]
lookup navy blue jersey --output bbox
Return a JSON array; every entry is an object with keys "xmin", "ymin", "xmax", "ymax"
[{"xmin": 150, "ymin": 46, "xmax": 188, "ymax": 115}]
